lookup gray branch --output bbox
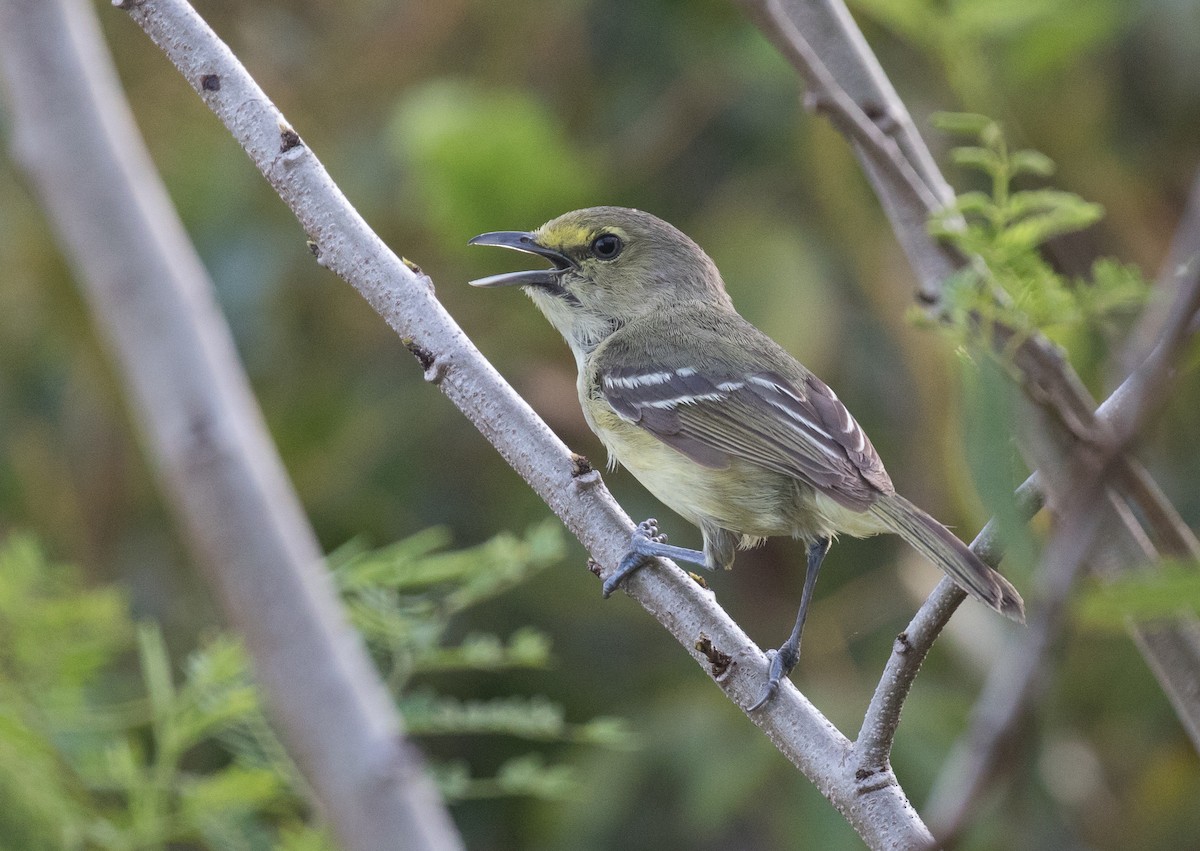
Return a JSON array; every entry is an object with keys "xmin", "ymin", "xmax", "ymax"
[
  {"xmin": 105, "ymin": 0, "xmax": 936, "ymax": 846},
  {"xmin": 738, "ymin": 0, "xmax": 1200, "ymax": 788},
  {"xmin": 855, "ymin": 478, "xmax": 1044, "ymax": 774},
  {"xmin": 736, "ymin": 0, "xmax": 963, "ymax": 302},
  {"xmin": 0, "ymin": 0, "xmax": 462, "ymax": 848},
  {"xmin": 925, "ymin": 180, "xmax": 1200, "ymax": 839}
]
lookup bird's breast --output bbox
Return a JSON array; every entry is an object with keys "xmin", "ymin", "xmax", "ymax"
[{"xmin": 581, "ymin": 384, "xmax": 829, "ymax": 539}]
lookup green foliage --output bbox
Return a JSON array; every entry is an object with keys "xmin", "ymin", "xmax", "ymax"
[
  {"xmin": 928, "ymin": 113, "xmax": 1147, "ymax": 351},
  {"xmin": 850, "ymin": 0, "xmax": 1126, "ymax": 101},
  {"xmin": 0, "ymin": 525, "xmax": 621, "ymax": 847},
  {"xmin": 958, "ymin": 353, "xmax": 1040, "ymax": 578},
  {"xmin": 399, "ymin": 692, "xmax": 632, "ymax": 748},
  {"xmin": 1073, "ymin": 561, "xmax": 1200, "ymax": 629},
  {"xmin": 389, "ymin": 79, "xmax": 601, "ymax": 237},
  {"xmin": 331, "ymin": 522, "xmax": 563, "ymax": 688}
]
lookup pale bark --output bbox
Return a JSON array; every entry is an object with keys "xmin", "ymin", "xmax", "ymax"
[{"xmin": 0, "ymin": 1, "xmax": 462, "ymax": 848}]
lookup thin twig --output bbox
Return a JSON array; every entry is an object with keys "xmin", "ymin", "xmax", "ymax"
[
  {"xmin": 854, "ymin": 479, "xmax": 1044, "ymax": 773},
  {"xmin": 926, "ymin": 483, "xmax": 1124, "ymax": 843},
  {"xmin": 743, "ymin": 0, "xmax": 1200, "ymax": 774},
  {"xmin": 110, "ymin": 0, "xmax": 934, "ymax": 845},
  {"xmin": 736, "ymin": 0, "xmax": 963, "ymax": 301},
  {"xmin": 0, "ymin": 0, "xmax": 462, "ymax": 848},
  {"xmin": 924, "ymin": 230, "xmax": 1200, "ymax": 839},
  {"xmin": 1123, "ymin": 168, "xmax": 1200, "ymax": 368},
  {"xmin": 1105, "ymin": 170, "xmax": 1200, "ymax": 445}
]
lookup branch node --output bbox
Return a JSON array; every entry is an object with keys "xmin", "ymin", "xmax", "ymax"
[
  {"xmin": 801, "ymin": 89, "xmax": 829, "ymax": 115},
  {"xmin": 586, "ymin": 558, "xmax": 603, "ymax": 579},
  {"xmin": 402, "ymin": 257, "xmax": 436, "ymax": 292},
  {"xmin": 861, "ymin": 101, "xmax": 899, "ymax": 134},
  {"xmin": 915, "ymin": 287, "xmax": 939, "ymax": 307},
  {"xmin": 894, "ymin": 631, "xmax": 912, "ymax": 655},
  {"xmin": 200, "ymin": 73, "xmax": 220, "ymax": 92},
  {"xmin": 402, "ymin": 338, "xmax": 445, "ymax": 383},
  {"xmin": 306, "ymin": 239, "xmax": 321, "ymax": 259},
  {"xmin": 279, "ymin": 124, "xmax": 303, "ymax": 153},
  {"xmin": 854, "ymin": 766, "xmax": 897, "ymax": 795},
  {"xmin": 570, "ymin": 453, "xmax": 602, "ymax": 489},
  {"xmin": 695, "ymin": 633, "xmax": 733, "ymax": 680}
]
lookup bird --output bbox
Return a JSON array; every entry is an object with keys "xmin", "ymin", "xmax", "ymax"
[{"xmin": 469, "ymin": 206, "xmax": 1024, "ymax": 708}]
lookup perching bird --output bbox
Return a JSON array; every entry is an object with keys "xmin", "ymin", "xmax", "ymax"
[{"xmin": 469, "ymin": 207, "xmax": 1024, "ymax": 708}]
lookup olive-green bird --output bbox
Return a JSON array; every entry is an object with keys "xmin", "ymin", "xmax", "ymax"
[{"xmin": 470, "ymin": 207, "xmax": 1024, "ymax": 708}]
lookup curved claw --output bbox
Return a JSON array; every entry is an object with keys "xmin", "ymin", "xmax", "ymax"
[
  {"xmin": 748, "ymin": 649, "xmax": 786, "ymax": 711},
  {"xmin": 603, "ymin": 518, "xmax": 709, "ymax": 598},
  {"xmin": 602, "ymin": 551, "xmax": 649, "ymax": 598}
]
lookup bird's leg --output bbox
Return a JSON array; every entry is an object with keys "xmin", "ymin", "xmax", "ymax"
[
  {"xmin": 749, "ymin": 537, "xmax": 831, "ymax": 710},
  {"xmin": 602, "ymin": 519, "xmax": 709, "ymax": 598}
]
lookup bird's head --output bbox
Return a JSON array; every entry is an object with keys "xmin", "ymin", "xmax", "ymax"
[{"xmin": 470, "ymin": 207, "xmax": 731, "ymax": 353}]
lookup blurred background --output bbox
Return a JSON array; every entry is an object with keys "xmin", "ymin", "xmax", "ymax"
[{"xmin": 1, "ymin": 0, "xmax": 1199, "ymax": 847}]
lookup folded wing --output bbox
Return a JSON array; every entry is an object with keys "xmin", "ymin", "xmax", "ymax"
[{"xmin": 601, "ymin": 362, "xmax": 893, "ymax": 511}]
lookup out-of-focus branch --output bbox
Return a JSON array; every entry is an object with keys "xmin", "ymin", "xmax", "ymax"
[
  {"xmin": 858, "ymin": 187, "xmax": 1200, "ymax": 782},
  {"xmin": 1124, "ymin": 168, "xmax": 1200, "ymax": 366},
  {"xmin": 0, "ymin": 1, "xmax": 462, "ymax": 848},
  {"xmin": 925, "ymin": 203, "xmax": 1200, "ymax": 840},
  {"xmin": 925, "ymin": 485, "xmax": 1118, "ymax": 843},
  {"xmin": 735, "ymin": 0, "xmax": 961, "ymax": 301},
  {"xmin": 108, "ymin": 0, "xmax": 934, "ymax": 846},
  {"xmin": 737, "ymin": 0, "xmax": 1200, "ymax": 770},
  {"xmin": 1107, "ymin": 169, "xmax": 1200, "ymax": 444},
  {"xmin": 855, "ymin": 479, "xmax": 1044, "ymax": 774}
]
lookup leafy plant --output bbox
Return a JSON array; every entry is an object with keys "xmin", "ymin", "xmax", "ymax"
[
  {"xmin": 0, "ymin": 524, "xmax": 625, "ymax": 848},
  {"xmin": 1073, "ymin": 560, "xmax": 1200, "ymax": 628},
  {"xmin": 927, "ymin": 112, "xmax": 1147, "ymax": 352}
]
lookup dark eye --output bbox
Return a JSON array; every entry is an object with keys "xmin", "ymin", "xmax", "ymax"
[{"xmin": 590, "ymin": 233, "xmax": 623, "ymax": 260}]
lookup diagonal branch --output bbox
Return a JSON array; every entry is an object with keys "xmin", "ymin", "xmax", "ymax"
[
  {"xmin": 857, "ymin": 222, "xmax": 1200, "ymax": 774},
  {"xmin": 854, "ymin": 478, "xmax": 1043, "ymax": 774},
  {"xmin": 736, "ymin": 0, "xmax": 962, "ymax": 302},
  {"xmin": 110, "ymin": 0, "xmax": 933, "ymax": 845},
  {"xmin": 0, "ymin": 0, "xmax": 461, "ymax": 847},
  {"xmin": 738, "ymin": 0, "xmax": 1200, "ymax": 771},
  {"xmin": 924, "ymin": 180, "xmax": 1200, "ymax": 840}
]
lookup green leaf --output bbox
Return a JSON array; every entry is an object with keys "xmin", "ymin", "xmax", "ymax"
[
  {"xmin": 996, "ymin": 201, "xmax": 1104, "ymax": 250},
  {"xmin": 950, "ymin": 190, "xmax": 997, "ymax": 217},
  {"xmin": 1074, "ymin": 561, "xmax": 1200, "ymax": 628},
  {"xmin": 179, "ymin": 766, "xmax": 285, "ymax": 817},
  {"xmin": 413, "ymin": 628, "xmax": 553, "ymax": 673},
  {"xmin": 951, "ymin": 145, "xmax": 1003, "ymax": 176},
  {"xmin": 932, "ymin": 112, "xmax": 997, "ymax": 136},
  {"xmin": 1009, "ymin": 149, "xmax": 1056, "ymax": 178},
  {"xmin": 575, "ymin": 716, "xmax": 638, "ymax": 749},
  {"xmin": 136, "ymin": 623, "xmax": 175, "ymax": 723},
  {"xmin": 495, "ymin": 753, "xmax": 576, "ymax": 799}
]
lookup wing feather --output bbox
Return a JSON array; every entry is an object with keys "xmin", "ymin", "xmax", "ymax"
[{"xmin": 601, "ymin": 362, "xmax": 892, "ymax": 511}]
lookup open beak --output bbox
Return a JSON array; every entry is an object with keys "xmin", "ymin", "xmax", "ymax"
[{"xmin": 467, "ymin": 231, "xmax": 578, "ymax": 288}]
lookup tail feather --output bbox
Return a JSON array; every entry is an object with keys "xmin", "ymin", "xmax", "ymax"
[{"xmin": 871, "ymin": 494, "xmax": 1025, "ymax": 623}]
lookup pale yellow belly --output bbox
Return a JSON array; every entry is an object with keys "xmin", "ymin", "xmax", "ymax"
[
  {"xmin": 588, "ymin": 400, "xmax": 889, "ymax": 543},
  {"xmin": 592, "ymin": 410, "xmax": 808, "ymax": 538}
]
